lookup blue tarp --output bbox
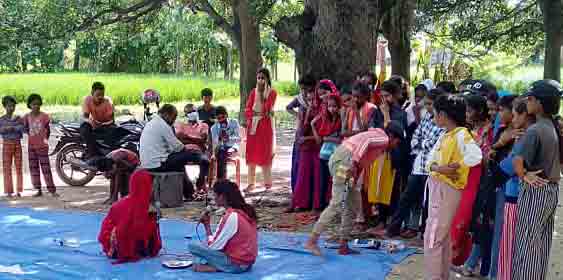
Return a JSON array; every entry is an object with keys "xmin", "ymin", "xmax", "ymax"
[{"xmin": 0, "ymin": 206, "xmax": 414, "ymax": 280}]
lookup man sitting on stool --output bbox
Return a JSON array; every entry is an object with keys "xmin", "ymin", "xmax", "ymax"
[
  {"xmin": 175, "ymin": 111, "xmax": 210, "ymax": 190},
  {"xmin": 139, "ymin": 105, "xmax": 209, "ymax": 195},
  {"xmin": 210, "ymin": 106, "xmax": 240, "ymax": 180}
]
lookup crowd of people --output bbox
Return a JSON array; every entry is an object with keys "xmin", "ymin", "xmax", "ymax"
[
  {"xmin": 1, "ymin": 67, "xmax": 562, "ymax": 278},
  {"xmin": 288, "ymin": 73, "xmax": 562, "ymax": 280}
]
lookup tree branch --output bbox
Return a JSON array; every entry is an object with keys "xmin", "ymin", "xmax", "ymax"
[
  {"xmin": 188, "ymin": 0, "xmax": 238, "ymax": 43},
  {"xmin": 75, "ymin": 0, "xmax": 166, "ymax": 32},
  {"xmin": 273, "ymin": 14, "xmax": 302, "ymax": 51}
]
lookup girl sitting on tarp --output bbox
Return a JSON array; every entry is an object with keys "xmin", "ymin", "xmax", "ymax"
[
  {"xmin": 98, "ymin": 170, "xmax": 162, "ymax": 263},
  {"xmin": 190, "ymin": 180, "xmax": 258, "ymax": 273}
]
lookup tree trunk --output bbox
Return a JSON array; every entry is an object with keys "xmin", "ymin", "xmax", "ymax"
[
  {"xmin": 275, "ymin": 0, "xmax": 380, "ymax": 87},
  {"xmin": 540, "ymin": 0, "xmax": 562, "ymax": 82},
  {"xmin": 237, "ymin": 0, "xmax": 263, "ymax": 125},
  {"xmin": 382, "ymin": 0, "xmax": 415, "ymax": 82},
  {"xmin": 388, "ymin": 37, "xmax": 411, "ymax": 81},
  {"xmin": 73, "ymin": 45, "xmax": 80, "ymax": 71}
]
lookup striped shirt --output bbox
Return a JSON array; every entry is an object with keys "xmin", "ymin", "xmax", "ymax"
[
  {"xmin": 342, "ymin": 128, "xmax": 389, "ymax": 166},
  {"xmin": 0, "ymin": 115, "xmax": 25, "ymax": 141}
]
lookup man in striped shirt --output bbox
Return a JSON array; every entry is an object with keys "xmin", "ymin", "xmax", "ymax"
[{"xmin": 304, "ymin": 121, "xmax": 405, "ymax": 256}]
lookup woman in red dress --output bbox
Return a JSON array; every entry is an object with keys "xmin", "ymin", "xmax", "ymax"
[
  {"xmin": 98, "ymin": 169, "xmax": 162, "ymax": 263},
  {"xmin": 245, "ymin": 68, "xmax": 277, "ymax": 192}
]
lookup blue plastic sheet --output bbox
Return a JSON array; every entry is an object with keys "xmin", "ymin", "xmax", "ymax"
[{"xmin": 0, "ymin": 206, "xmax": 414, "ymax": 280}]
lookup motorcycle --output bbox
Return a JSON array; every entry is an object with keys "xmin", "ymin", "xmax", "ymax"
[{"xmin": 49, "ymin": 117, "xmax": 144, "ymax": 187}]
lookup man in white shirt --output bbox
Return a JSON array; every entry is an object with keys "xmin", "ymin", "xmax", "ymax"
[{"xmin": 139, "ymin": 104, "xmax": 206, "ymax": 173}]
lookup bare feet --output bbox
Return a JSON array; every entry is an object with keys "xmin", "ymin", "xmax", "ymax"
[
  {"xmin": 338, "ymin": 245, "xmax": 360, "ymax": 255},
  {"xmin": 192, "ymin": 264, "xmax": 218, "ymax": 273},
  {"xmin": 304, "ymin": 240, "xmax": 322, "ymax": 256},
  {"xmin": 244, "ymin": 184, "xmax": 255, "ymax": 193}
]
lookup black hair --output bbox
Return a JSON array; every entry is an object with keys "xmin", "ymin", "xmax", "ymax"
[
  {"xmin": 27, "ymin": 93, "xmax": 43, "ymax": 109},
  {"xmin": 257, "ymin": 68, "xmax": 272, "ymax": 87},
  {"xmin": 427, "ymin": 88, "xmax": 446, "ymax": 101},
  {"xmin": 465, "ymin": 94, "xmax": 489, "ymax": 123},
  {"xmin": 158, "ymin": 104, "xmax": 177, "ymax": 115},
  {"xmin": 352, "ymin": 82, "xmax": 371, "ymax": 97},
  {"xmin": 389, "ymin": 75, "xmax": 405, "ymax": 89},
  {"xmin": 201, "ymin": 88, "xmax": 213, "ymax": 98},
  {"xmin": 513, "ymin": 98, "xmax": 529, "ymax": 115},
  {"xmin": 216, "ymin": 106, "xmax": 228, "ymax": 116},
  {"xmin": 381, "ymin": 80, "xmax": 401, "ymax": 96},
  {"xmin": 497, "ymin": 95, "xmax": 517, "ymax": 111},
  {"xmin": 1, "ymin": 96, "xmax": 16, "ymax": 107},
  {"xmin": 298, "ymin": 74, "xmax": 316, "ymax": 88},
  {"xmin": 384, "ymin": 120, "xmax": 405, "ymax": 141},
  {"xmin": 91, "ymin": 82, "xmax": 105, "ymax": 92},
  {"xmin": 486, "ymin": 91, "xmax": 499, "ymax": 103},
  {"xmin": 213, "ymin": 180, "xmax": 258, "ymax": 222},
  {"xmin": 415, "ymin": 84, "xmax": 429, "ymax": 94},
  {"xmin": 436, "ymin": 81, "xmax": 457, "ymax": 94},
  {"xmin": 434, "ymin": 94, "xmax": 467, "ymax": 127},
  {"xmin": 318, "ymin": 81, "xmax": 333, "ymax": 92},
  {"xmin": 340, "ymin": 84, "xmax": 353, "ymax": 96}
]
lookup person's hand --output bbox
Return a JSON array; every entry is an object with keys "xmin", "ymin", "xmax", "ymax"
[
  {"xmin": 296, "ymin": 137, "xmax": 305, "ymax": 145},
  {"xmin": 314, "ymin": 135, "xmax": 322, "ymax": 144},
  {"xmin": 497, "ymin": 130, "xmax": 515, "ymax": 147},
  {"xmin": 522, "ymin": 170, "xmax": 549, "ymax": 188},
  {"xmin": 199, "ymin": 212, "xmax": 211, "ymax": 225},
  {"xmin": 432, "ymin": 163, "xmax": 460, "ymax": 181},
  {"xmin": 380, "ymin": 102, "xmax": 389, "ymax": 115},
  {"xmin": 488, "ymin": 149, "xmax": 497, "ymax": 160}
]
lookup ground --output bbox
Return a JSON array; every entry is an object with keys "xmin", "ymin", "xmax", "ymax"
[{"xmin": 1, "ymin": 105, "xmax": 562, "ymax": 279}]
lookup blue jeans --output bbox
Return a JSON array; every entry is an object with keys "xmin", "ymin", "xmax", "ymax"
[
  {"xmin": 189, "ymin": 242, "xmax": 251, "ymax": 274},
  {"xmin": 465, "ymin": 244, "xmax": 481, "ymax": 270},
  {"xmin": 488, "ymin": 187, "xmax": 505, "ymax": 279}
]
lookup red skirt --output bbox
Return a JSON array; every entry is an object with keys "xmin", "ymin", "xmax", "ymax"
[
  {"xmin": 450, "ymin": 164, "xmax": 482, "ymax": 266},
  {"xmin": 245, "ymin": 117, "xmax": 274, "ymax": 166}
]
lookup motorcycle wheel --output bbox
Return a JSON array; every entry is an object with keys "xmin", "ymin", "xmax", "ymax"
[{"xmin": 55, "ymin": 144, "xmax": 96, "ymax": 187}]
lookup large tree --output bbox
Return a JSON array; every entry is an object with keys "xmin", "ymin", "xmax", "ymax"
[
  {"xmin": 274, "ymin": 0, "xmax": 416, "ymax": 85},
  {"xmin": 419, "ymin": 0, "xmax": 563, "ymax": 82}
]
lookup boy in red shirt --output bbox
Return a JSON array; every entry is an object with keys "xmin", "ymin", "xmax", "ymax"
[{"xmin": 304, "ymin": 121, "xmax": 405, "ymax": 256}]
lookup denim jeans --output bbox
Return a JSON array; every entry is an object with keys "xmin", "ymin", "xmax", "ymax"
[
  {"xmin": 188, "ymin": 242, "xmax": 251, "ymax": 274},
  {"xmin": 386, "ymin": 175, "xmax": 427, "ymax": 236},
  {"xmin": 488, "ymin": 187, "xmax": 506, "ymax": 279},
  {"xmin": 465, "ymin": 244, "xmax": 481, "ymax": 269}
]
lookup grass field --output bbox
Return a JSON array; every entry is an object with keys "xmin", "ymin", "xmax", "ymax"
[{"xmin": 0, "ymin": 73, "xmax": 299, "ymax": 106}]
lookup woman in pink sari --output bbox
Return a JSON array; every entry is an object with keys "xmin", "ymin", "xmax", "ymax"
[{"xmin": 245, "ymin": 68, "xmax": 277, "ymax": 192}]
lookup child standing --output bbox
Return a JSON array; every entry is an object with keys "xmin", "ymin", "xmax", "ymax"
[
  {"xmin": 0, "ymin": 96, "xmax": 25, "ymax": 197},
  {"xmin": 424, "ymin": 95, "xmax": 482, "ymax": 280},
  {"xmin": 23, "ymin": 94, "xmax": 57, "ymax": 197},
  {"xmin": 312, "ymin": 94, "xmax": 342, "ymax": 210}
]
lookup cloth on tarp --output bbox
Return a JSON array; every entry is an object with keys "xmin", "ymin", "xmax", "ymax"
[{"xmin": 0, "ymin": 206, "xmax": 414, "ymax": 280}]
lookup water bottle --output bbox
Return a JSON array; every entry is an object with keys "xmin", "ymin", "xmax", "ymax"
[{"xmin": 53, "ymin": 238, "xmax": 80, "ymax": 248}]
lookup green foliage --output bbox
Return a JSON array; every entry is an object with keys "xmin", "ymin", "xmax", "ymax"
[
  {"xmin": 417, "ymin": 0, "xmax": 545, "ymax": 58},
  {"xmin": 0, "ymin": 73, "xmax": 298, "ymax": 105}
]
